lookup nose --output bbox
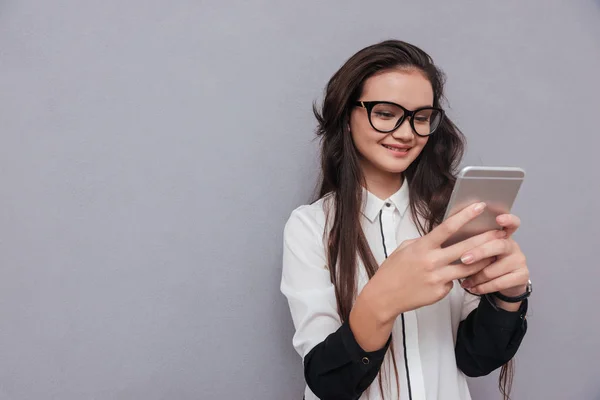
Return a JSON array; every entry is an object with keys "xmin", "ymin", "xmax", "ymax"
[{"xmin": 391, "ymin": 117, "xmax": 414, "ymax": 141}]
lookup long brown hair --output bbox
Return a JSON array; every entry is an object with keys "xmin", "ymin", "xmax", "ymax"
[{"xmin": 313, "ymin": 39, "xmax": 513, "ymax": 399}]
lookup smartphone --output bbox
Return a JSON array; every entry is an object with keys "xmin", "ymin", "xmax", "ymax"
[{"xmin": 441, "ymin": 166, "xmax": 525, "ymax": 248}]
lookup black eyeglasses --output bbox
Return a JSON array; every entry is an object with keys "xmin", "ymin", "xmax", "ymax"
[{"xmin": 354, "ymin": 101, "xmax": 445, "ymax": 137}]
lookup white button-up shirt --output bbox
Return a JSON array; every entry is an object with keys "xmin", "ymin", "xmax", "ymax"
[{"xmin": 281, "ymin": 182, "xmax": 480, "ymax": 400}]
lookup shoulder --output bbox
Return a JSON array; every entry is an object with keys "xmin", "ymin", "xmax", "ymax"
[
  {"xmin": 284, "ymin": 194, "xmax": 333, "ymax": 239},
  {"xmin": 282, "ymin": 195, "xmax": 333, "ymax": 270},
  {"xmin": 283, "ymin": 194, "xmax": 335, "ymax": 254}
]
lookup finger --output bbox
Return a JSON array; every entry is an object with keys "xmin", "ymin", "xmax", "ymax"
[
  {"xmin": 496, "ymin": 214, "xmax": 521, "ymax": 237},
  {"xmin": 469, "ymin": 269, "xmax": 529, "ymax": 295},
  {"xmin": 459, "ymin": 238, "xmax": 513, "ymax": 265},
  {"xmin": 460, "ymin": 256, "xmax": 519, "ymax": 289},
  {"xmin": 436, "ymin": 229, "xmax": 506, "ymax": 266},
  {"xmin": 443, "ymin": 257, "xmax": 495, "ymax": 282},
  {"xmin": 426, "ymin": 202, "xmax": 487, "ymax": 247}
]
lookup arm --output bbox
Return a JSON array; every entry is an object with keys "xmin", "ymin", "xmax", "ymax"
[
  {"xmin": 454, "ymin": 213, "xmax": 530, "ymax": 376},
  {"xmin": 455, "ymin": 294, "xmax": 528, "ymax": 377},
  {"xmin": 281, "ymin": 209, "xmax": 390, "ymax": 400}
]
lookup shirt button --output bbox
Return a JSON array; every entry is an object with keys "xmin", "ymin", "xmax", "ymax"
[
  {"xmin": 385, "ymin": 202, "xmax": 391, "ymax": 207},
  {"xmin": 362, "ymin": 357, "xmax": 370, "ymax": 365}
]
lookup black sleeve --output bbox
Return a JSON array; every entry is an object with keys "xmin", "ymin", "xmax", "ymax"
[
  {"xmin": 303, "ymin": 321, "xmax": 391, "ymax": 400},
  {"xmin": 455, "ymin": 294, "xmax": 528, "ymax": 377}
]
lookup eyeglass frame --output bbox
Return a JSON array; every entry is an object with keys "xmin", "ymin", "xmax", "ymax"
[{"xmin": 353, "ymin": 100, "xmax": 445, "ymax": 137}]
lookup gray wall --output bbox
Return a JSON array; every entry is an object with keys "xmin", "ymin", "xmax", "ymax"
[{"xmin": 1, "ymin": 1, "xmax": 599, "ymax": 399}]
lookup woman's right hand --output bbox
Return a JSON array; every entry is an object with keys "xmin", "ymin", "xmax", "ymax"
[{"xmin": 363, "ymin": 202, "xmax": 507, "ymax": 324}]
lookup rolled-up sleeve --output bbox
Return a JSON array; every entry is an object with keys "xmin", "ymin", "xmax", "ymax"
[{"xmin": 281, "ymin": 207, "xmax": 389, "ymax": 399}]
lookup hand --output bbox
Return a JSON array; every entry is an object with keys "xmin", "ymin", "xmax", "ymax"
[
  {"xmin": 365, "ymin": 202, "xmax": 505, "ymax": 323},
  {"xmin": 459, "ymin": 213, "xmax": 529, "ymax": 297}
]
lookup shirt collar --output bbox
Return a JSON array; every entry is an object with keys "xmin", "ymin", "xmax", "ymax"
[{"xmin": 361, "ymin": 180, "xmax": 410, "ymax": 222}]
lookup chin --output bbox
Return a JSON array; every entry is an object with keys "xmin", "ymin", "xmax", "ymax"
[
  {"xmin": 378, "ymin": 161, "xmax": 412, "ymax": 174},
  {"xmin": 374, "ymin": 149, "xmax": 421, "ymax": 174}
]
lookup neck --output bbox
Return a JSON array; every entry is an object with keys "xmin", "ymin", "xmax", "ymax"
[{"xmin": 360, "ymin": 160, "xmax": 404, "ymax": 200}]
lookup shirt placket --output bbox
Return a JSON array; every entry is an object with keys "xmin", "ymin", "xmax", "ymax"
[{"xmin": 382, "ymin": 202, "xmax": 427, "ymax": 400}]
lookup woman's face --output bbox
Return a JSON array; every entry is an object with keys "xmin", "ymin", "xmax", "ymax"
[{"xmin": 350, "ymin": 69, "xmax": 434, "ymax": 176}]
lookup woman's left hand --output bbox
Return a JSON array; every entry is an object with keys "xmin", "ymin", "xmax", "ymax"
[{"xmin": 459, "ymin": 213, "xmax": 529, "ymax": 297}]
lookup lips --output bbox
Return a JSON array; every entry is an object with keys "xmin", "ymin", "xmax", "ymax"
[{"xmin": 382, "ymin": 144, "xmax": 411, "ymax": 152}]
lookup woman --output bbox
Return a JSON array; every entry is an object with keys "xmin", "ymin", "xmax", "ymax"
[{"xmin": 281, "ymin": 40, "xmax": 529, "ymax": 400}]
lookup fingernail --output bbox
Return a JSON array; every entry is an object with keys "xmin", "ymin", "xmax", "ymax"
[
  {"xmin": 461, "ymin": 253, "xmax": 474, "ymax": 264},
  {"xmin": 497, "ymin": 230, "xmax": 507, "ymax": 238},
  {"xmin": 470, "ymin": 287, "xmax": 479, "ymax": 294},
  {"xmin": 461, "ymin": 280, "xmax": 471, "ymax": 289},
  {"xmin": 473, "ymin": 202, "xmax": 486, "ymax": 213},
  {"xmin": 497, "ymin": 215, "xmax": 508, "ymax": 224}
]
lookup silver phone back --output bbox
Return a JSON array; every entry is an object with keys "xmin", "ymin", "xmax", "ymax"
[{"xmin": 441, "ymin": 166, "xmax": 525, "ymax": 248}]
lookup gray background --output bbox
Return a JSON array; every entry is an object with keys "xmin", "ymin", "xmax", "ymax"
[{"xmin": 1, "ymin": 1, "xmax": 599, "ymax": 399}]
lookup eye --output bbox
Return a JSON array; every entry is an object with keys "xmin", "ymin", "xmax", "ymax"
[
  {"xmin": 373, "ymin": 111, "xmax": 396, "ymax": 119},
  {"xmin": 414, "ymin": 109, "xmax": 435, "ymax": 124},
  {"xmin": 371, "ymin": 103, "xmax": 404, "ymax": 121}
]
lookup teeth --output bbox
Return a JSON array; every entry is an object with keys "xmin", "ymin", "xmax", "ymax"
[{"xmin": 384, "ymin": 145, "xmax": 408, "ymax": 152}]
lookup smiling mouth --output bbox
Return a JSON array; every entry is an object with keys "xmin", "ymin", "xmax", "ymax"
[{"xmin": 382, "ymin": 144, "xmax": 411, "ymax": 152}]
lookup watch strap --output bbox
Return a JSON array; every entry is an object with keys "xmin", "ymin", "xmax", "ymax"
[{"xmin": 492, "ymin": 280, "xmax": 532, "ymax": 303}]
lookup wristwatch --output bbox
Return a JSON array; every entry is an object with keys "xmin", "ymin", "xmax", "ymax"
[{"xmin": 492, "ymin": 280, "xmax": 532, "ymax": 303}]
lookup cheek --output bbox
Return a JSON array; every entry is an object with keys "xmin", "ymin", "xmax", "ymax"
[
  {"xmin": 413, "ymin": 136, "xmax": 429, "ymax": 153},
  {"xmin": 350, "ymin": 116, "xmax": 380, "ymax": 151},
  {"xmin": 351, "ymin": 130, "xmax": 382, "ymax": 158}
]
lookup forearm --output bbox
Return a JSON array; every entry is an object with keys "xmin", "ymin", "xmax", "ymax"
[
  {"xmin": 302, "ymin": 286, "xmax": 394, "ymax": 398},
  {"xmin": 348, "ymin": 281, "xmax": 396, "ymax": 352},
  {"xmin": 455, "ymin": 296, "xmax": 528, "ymax": 377}
]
